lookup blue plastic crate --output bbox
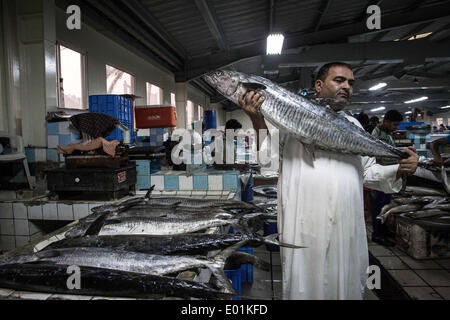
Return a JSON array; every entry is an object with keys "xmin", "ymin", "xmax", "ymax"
[
  {"xmin": 89, "ymin": 95, "xmax": 134, "ymax": 143},
  {"xmin": 264, "ymin": 221, "xmax": 280, "ymax": 252},
  {"xmin": 224, "ymin": 269, "xmax": 242, "ymax": 300},
  {"xmin": 238, "ymin": 247, "xmax": 254, "ymax": 283}
]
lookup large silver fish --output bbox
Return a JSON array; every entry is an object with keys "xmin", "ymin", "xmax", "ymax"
[
  {"xmin": 203, "ymin": 70, "xmax": 407, "ymax": 158},
  {"xmin": 0, "ymin": 242, "xmax": 249, "ymax": 295}
]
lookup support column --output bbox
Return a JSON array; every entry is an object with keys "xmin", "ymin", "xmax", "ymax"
[
  {"xmin": 175, "ymin": 82, "xmax": 187, "ymax": 129},
  {"xmin": 2, "ymin": 0, "xmax": 22, "ymax": 136}
]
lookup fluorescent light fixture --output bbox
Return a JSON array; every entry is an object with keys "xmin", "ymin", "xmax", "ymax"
[
  {"xmin": 371, "ymin": 106, "xmax": 386, "ymax": 112},
  {"xmin": 405, "ymin": 111, "xmax": 412, "ymax": 114},
  {"xmin": 441, "ymin": 105, "xmax": 450, "ymax": 109},
  {"xmin": 369, "ymin": 83, "xmax": 387, "ymax": 91},
  {"xmin": 404, "ymin": 96, "xmax": 428, "ymax": 104},
  {"xmin": 266, "ymin": 34, "xmax": 284, "ymax": 55}
]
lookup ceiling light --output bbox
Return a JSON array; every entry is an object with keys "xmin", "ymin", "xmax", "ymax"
[
  {"xmin": 266, "ymin": 34, "xmax": 284, "ymax": 55},
  {"xmin": 369, "ymin": 83, "xmax": 387, "ymax": 91},
  {"xmin": 404, "ymin": 96, "xmax": 428, "ymax": 104},
  {"xmin": 441, "ymin": 106, "xmax": 450, "ymax": 109},
  {"xmin": 405, "ymin": 111, "xmax": 412, "ymax": 114},
  {"xmin": 371, "ymin": 106, "xmax": 386, "ymax": 112}
]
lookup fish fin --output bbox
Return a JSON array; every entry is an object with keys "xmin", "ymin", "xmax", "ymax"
[
  {"xmin": 144, "ymin": 185, "xmax": 156, "ymax": 200},
  {"xmin": 303, "ymin": 144, "xmax": 316, "ymax": 161},
  {"xmin": 208, "ymin": 240, "xmax": 248, "ymax": 295},
  {"xmin": 225, "ymin": 252, "xmax": 271, "ymax": 271},
  {"xmin": 262, "ymin": 233, "xmax": 306, "ymax": 249},
  {"xmin": 210, "ymin": 268, "xmax": 238, "ymax": 295},
  {"xmin": 36, "ymin": 250, "xmax": 61, "ymax": 259},
  {"xmin": 85, "ymin": 212, "xmax": 110, "ymax": 236}
]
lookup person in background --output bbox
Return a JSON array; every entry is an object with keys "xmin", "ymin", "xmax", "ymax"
[
  {"xmin": 370, "ymin": 110, "xmax": 404, "ymax": 247},
  {"xmin": 430, "ymin": 135, "xmax": 450, "ymax": 166},
  {"xmin": 366, "ymin": 116, "xmax": 379, "ymax": 134},
  {"xmin": 438, "ymin": 124, "xmax": 446, "ymax": 132},
  {"xmin": 357, "ymin": 112, "xmax": 371, "ymax": 133}
]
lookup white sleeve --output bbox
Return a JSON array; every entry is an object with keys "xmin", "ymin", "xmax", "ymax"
[
  {"xmin": 258, "ymin": 128, "xmax": 286, "ymax": 171},
  {"xmin": 362, "ymin": 156, "xmax": 403, "ymax": 194}
]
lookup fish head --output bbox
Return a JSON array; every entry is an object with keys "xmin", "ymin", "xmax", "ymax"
[{"xmin": 202, "ymin": 70, "xmax": 247, "ymax": 105}]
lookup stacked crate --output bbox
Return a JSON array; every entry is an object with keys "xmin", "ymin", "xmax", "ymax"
[{"xmin": 89, "ymin": 95, "xmax": 136, "ymax": 144}]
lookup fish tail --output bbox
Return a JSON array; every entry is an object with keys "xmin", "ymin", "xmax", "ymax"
[
  {"xmin": 209, "ymin": 240, "xmax": 248, "ymax": 295},
  {"xmin": 262, "ymin": 233, "xmax": 306, "ymax": 249},
  {"xmin": 227, "ymin": 252, "xmax": 271, "ymax": 271}
]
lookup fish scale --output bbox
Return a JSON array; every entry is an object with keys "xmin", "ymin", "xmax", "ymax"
[{"xmin": 203, "ymin": 70, "xmax": 408, "ymax": 159}]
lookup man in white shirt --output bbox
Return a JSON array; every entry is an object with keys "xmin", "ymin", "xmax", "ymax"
[{"xmin": 239, "ymin": 62, "xmax": 418, "ymax": 300}]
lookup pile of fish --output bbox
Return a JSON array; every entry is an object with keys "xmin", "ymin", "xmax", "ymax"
[
  {"xmin": 0, "ymin": 196, "xmax": 302, "ymax": 300},
  {"xmin": 377, "ymin": 186, "xmax": 450, "ymax": 224}
]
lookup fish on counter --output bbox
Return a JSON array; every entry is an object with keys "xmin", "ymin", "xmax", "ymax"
[
  {"xmin": 45, "ymin": 233, "xmax": 304, "ymax": 255},
  {"xmin": 377, "ymin": 204, "xmax": 423, "ymax": 224},
  {"xmin": 404, "ymin": 209, "xmax": 449, "ymax": 219},
  {"xmin": 402, "ymin": 186, "xmax": 448, "ymax": 197},
  {"xmin": 0, "ymin": 241, "xmax": 250, "ymax": 295},
  {"xmin": 0, "ymin": 263, "xmax": 237, "ymax": 300},
  {"xmin": 98, "ymin": 213, "xmax": 265, "ymax": 236},
  {"xmin": 203, "ymin": 70, "xmax": 409, "ymax": 159}
]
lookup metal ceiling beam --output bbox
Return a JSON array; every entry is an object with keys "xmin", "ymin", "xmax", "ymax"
[
  {"xmin": 182, "ymin": 2, "xmax": 450, "ymax": 80},
  {"xmin": 118, "ymin": 0, "xmax": 188, "ymax": 59},
  {"xmin": 356, "ymin": 78, "xmax": 450, "ymax": 91},
  {"xmin": 85, "ymin": 0, "xmax": 184, "ymax": 70},
  {"xmin": 194, "ymin": 0, "xmax": 228, "ymax": 51},
  {"xmin": 55, "ymin": 0, "xmax": 178, "ymax": 72},
  {"xmin": 262, "ymin": 40, "xmax": 450, "ymax": 68},
  {"xmin": 315, "ymin": 0, "xmax": 333, "ymax": 32},
  {"xmin": 350, "ymin": 93, "xmax": 450, "ymax": 104}
]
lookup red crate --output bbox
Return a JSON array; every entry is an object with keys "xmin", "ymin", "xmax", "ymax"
[{"xmin": 135, "ymin": 106, "xmax": 177, "ymax": 129}]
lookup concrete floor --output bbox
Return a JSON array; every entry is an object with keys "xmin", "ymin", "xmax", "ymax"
[{"xmin": 240, "ymin": 244, "xmax": 380, "ymax": 300}]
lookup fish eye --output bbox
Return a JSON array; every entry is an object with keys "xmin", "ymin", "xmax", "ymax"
[{"xmin": 216, "ymin": 71, "xmax": 223, "ymax": 76}]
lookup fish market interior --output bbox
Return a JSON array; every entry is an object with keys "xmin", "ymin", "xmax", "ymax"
[{"xmin": 0, "ymin": 0, "xmax": 450, "ymax": 301}]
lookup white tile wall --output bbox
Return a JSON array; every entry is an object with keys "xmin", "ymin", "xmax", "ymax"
[
  {"xmin": 0, "ymin": 203, "xmax": 13, "ymax": 219},
  {"xmin": 73, "ymin": 204, "xmax": 90, "ymax": 220},
  {"xmin": 0, "ymin": 235, "xmax": 16, "ymax": 251},
  {"xmin": 207, "ymin": 191, "xmax": 223, "ymax": 196},
  {"xmin": 13, "ymin": 203, "xmax": 28, "ymax": 219},
  {"xmin": 191, "ymin": 191, "xmax": 207, "ymax": 197},
  {"xmin": 59, "ymin": 122, "xmax": 71, "ymax": 134},
  {"xmin": 0, "ymin": 220, "xmax": 15, "ymax": 235},
  {"xmin": 176, "ymin": 191, "xmax": 192, "ymax": 196},
  {"xmin": 179, "ymin": 176, "xmax": 194, "ymax": 190},
  {"xmin": 35, "ymin": 149, "xmax": 47, "ymax": 162},
  {"xmin": 0, "ymin": 289, "xmax": 13, "ymax": 298},
  {"xmin": 29, "ymin": 205, "xmax": 43, "ymax": 220},
  {"xmin": 161, "ymin": 191, "xmax": 177, "ymax": 196},
  {"xmin": 0, "ymin": 191, "xmax": 17, "ymax": 201},
  {"xmin": 57, "ymin": 204, "xmax": 74, "ymax": 221},
  {"xmin": 208, "ymin": 176, "xmax": 223, "ymax": 191},
  {"xmin": 14, "ymin": 219, "xmax": 30, "ymax": 236},
  {"xmin": 15, "ymin": 236, "xmax": 31, "ymax": 248},
  {"xmin": 47, "ymin": 135, "xmax": 59, "ymax": 149},
  {"xmin": 151, "ymin": 176, "xmax": 164, "ymax": 190},
  {"xmin": 42, "ymin": 203, "xmax": 57, "ymax": 220}
]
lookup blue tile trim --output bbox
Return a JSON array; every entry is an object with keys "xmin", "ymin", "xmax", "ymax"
[
  {"xmin": 47, "ymin": 122, "xmax": 59, "ymax": 135},
  {"xmin": 193, "ymin": 175, "xmax": 208, "ymax": 190},
  {"xmin": 164, "ymin": 176, "xmax": 179, "ymax": 191}
]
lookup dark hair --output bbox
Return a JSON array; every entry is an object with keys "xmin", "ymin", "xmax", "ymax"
[
  {"xmin": 369, "ymin": 116, "xmax": 379, "ymax": 124},
  {"xmin": 316, "ymin": 62, "xmax": 353, "ymax": 82},
  {"xmin": 357, "ymin": 112, "xmax": 369, "ymax": 127},
  {"xmin": 384, "ymin": 110, "xmax": 403, "ymax": 122},
  {"xmin": 225, "ymin": 119, "xmax": 242, "ymax": 131}
]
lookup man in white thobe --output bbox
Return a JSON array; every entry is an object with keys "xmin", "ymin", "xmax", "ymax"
[{"xmin": 239, "ymin": 62, "xmax": 418, "ymax": 300}]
